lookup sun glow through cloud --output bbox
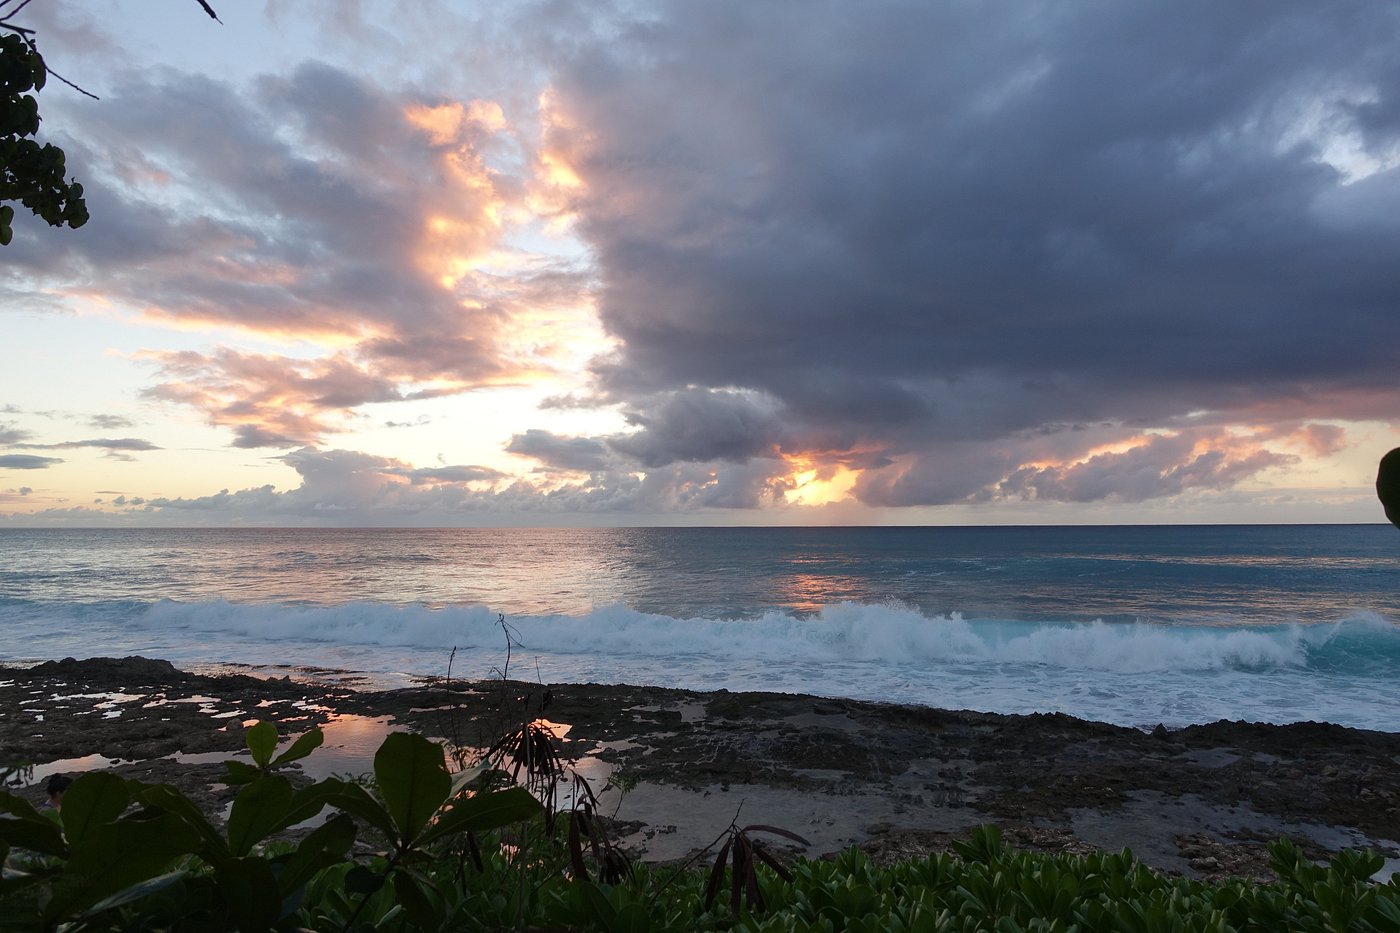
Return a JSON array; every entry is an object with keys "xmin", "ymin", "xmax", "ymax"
[{"xmin": 783, "ymin": 457, "xmax": 861, "ymax": 507}]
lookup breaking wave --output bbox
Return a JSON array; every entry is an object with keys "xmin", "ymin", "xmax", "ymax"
[
  {"xmin": 3, "ymin": 598, "xmax": 1396, "ymax": 730},
  {"xmin": 118, "ymin": 598, "xmax": 1400, "ymax": 675}
]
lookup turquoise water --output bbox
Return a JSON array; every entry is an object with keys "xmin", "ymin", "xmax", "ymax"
[{"xmin": 2, "ymin": 525, "xmax": 1398, "ymax": 730}]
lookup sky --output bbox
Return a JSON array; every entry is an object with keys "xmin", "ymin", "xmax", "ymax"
[{"xmin": 2, "ymin": 0, "xmax": 1399, "ymax": 527}]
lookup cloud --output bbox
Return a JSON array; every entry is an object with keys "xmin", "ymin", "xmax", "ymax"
[
  {"xmin": 41, "ymin": 438, "xmax": 161, "ymax": 452},
  {"xmin": 72, "ymin": 444, "xmax": 796, "ymax": 523},
  {"xmin": 88, "ymin": 415, "xmax": 135, "ymax": 430},
  {"xmin": 11, "ymin": 58, "xmax": 592, "ymax": 449},
  {"xmin": 3, "ymin": 422, "xmax": 161, "ymax": 456},
  {"xmin": 998, "ymin": 432, "xmax": 1296, "ymax": 504},
  {"xmin": 9, "ymin": 2, "xmax": 1398, "ymax": 516},
  {"xmin": 0, "ymin": 424, "xmax": 32, "ymax": 446},
  {"xmin": 525, "ymin": 0, "xmax": 1400, "ymax": 506},
  {"xmin": 230, "ymin": 425, "xmax": 303, "ymax": 450},
  {"xmin": 387, "ymin": 464, "xmax": 507, "ymax": 484},
  {"xmin": 605, "ymin": 389, "xmax": 784, "ymax": 468},
  {"xmin": 506, "ymin": 429, "xmax": 614, "ymax": 473},
  {"xmin": 384, "ymin": 416, "xmax": 432, "ymax": 429},
  {"xmin": 0, "ymin": 455, "xmax": 63, "ymax": 470},
  {"xmin": 142, "ymin": 349, "xmax": 407, "ymax": 448}
]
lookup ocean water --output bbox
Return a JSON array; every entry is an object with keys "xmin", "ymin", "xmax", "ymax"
[{"xmin": 1, "ymin": 525, "xmax": 1398, "ymax": 731}]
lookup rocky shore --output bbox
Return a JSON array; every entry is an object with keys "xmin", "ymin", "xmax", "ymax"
[{"xmin": 4, "ymin": 656, "xmax": 1398, "ymax": 882}]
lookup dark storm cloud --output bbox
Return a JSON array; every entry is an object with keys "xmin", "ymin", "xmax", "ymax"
[
  {"xmin": 506, "ymin": 429, "xmax": 614, "ymax": 473},
  {"xmin": 606, "ymin": 389, "xmax": 784, "ymax": 468},
  {"xmin": 536, "ymin": 0, "xmax": 1400, "ymax": 505}
]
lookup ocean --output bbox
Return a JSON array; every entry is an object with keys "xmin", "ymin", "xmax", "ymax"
[{"xmin": 1, "ymin": 525, "xmax": 1398, "ymax": 731}]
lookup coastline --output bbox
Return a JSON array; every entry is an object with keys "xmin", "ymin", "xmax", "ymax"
[{"xmin": 4, "ymin": 656, "xmax": 1398, "ymax": 883}]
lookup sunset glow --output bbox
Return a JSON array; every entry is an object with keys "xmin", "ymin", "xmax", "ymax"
[{"xmin": 3, "ymin": 1, "xmax": 1398, "ymax": 526}]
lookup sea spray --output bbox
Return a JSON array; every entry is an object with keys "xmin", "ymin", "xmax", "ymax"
[
  {"xmin": 1, "ymin": 595, "xmax": 1396, "ymax": 731},
  {"xmin": 123, "ymin": 599, "xmax": 1388, "ymax": 674}
]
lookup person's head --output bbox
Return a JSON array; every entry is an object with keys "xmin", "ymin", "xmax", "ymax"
[{"xmin": 45, "ymin": 774, "xmax": 73, "ymax": 808}]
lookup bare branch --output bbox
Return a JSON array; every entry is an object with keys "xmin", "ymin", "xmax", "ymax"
[
  {"xmin": 8, "ymin": 32, "xmax": 100, "ymax": 98},
  {"xmin": 0, "ymin": 0, "xmax": 39, "ymax": 22},
  {"xmin": 193, "ymin": 0, "xmax": 221, "ymax": 23},
  {"xmin": 41, "ymin": 59, "xmax": 98, "ymax": 99}
]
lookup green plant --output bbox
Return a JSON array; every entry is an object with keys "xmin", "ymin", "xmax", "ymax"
[
  {"xmin": 1, "ymin": 0, "xmax": 220, "ymax": 245},
  {"xmin": 0, "ymin": 721, "xmax": 541, "ymax": 932},
  {"xmin": 0, "ymin": 31, "xmax": 87, "ymax": 246},
  {"xmin": 7, "ymin": 760, "xmax": 1400, "ymax": 933}
]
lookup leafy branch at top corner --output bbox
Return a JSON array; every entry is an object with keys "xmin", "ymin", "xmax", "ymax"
[
  {"xmin": 0, "ymin": 0, "xmax": 220, "ymax": 245},
  {"xmin": 0, "ymin": 30, "xmax": 87, "ymax": 245}
]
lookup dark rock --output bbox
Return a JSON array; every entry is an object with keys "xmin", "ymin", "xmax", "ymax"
[{"xmin": 26, "ymin": 656, "xmax": 189, "ymax": 685}]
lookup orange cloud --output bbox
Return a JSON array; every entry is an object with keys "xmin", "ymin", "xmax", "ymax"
[
  {"xmin": 81, "ymin": 70, "xmax": 607, "ymax": 451},
  {"xmin": 998, "ymin": 429, "xmax": 1297, "ymax": 503},
  {"xmin": 143, "ymin": 349, "xmax": 413, "ymax": 449}
]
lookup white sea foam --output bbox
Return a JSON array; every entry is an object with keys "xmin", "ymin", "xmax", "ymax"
[
  {"xmin": 126, "ymin": 598, "xmax": 1394, "ymax": 674},
  {"xmin": 3, "ymin": 598, "xmax": 1396, "ymax": 730}
]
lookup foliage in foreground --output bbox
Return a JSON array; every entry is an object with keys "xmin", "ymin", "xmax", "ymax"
[
  {"xmin": 3, "ymin": 724, "xmax": 1399, "ymax": 933},
  {"xmin": 0, "ymin": 31, "xmax": 87, "ymax": 246}
]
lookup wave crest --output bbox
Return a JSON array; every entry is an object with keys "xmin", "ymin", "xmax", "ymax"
[{"xmin": 126, "ymin": 599, "xmax": 1400, "ymax": 675}]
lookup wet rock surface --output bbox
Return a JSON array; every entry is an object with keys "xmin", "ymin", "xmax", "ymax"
[{"xmin": 4, "ymin": 657, "xmax": 1397, "ymax": 879}]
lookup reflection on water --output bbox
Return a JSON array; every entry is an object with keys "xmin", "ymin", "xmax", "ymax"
[
  {"xmin": 778, "ymin": 571, "xmax": 866, "ymax": 615},
  {"xmin": 3, "ymin": 524, "xmax": 1399, "ymax": 624},
  {"xmin": 23, "ymin": 754, "xmax": 123, "ymax": 786},
  {"xmin": 293, "ymin": 714, "xmax": 399, "ymax": 781}
]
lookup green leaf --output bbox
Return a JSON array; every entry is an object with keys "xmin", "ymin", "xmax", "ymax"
[
  {"xmin": 50, "ymin": 811, "xmax": 203, "ymax": 921},
  {"xmin": 449, "ymin": 760, "xmax": 488, "ymax": 797},
  {"xmin": 245, "ymin": 720, "xmax": 278, "ymax": 768},
  {"xmin": 271, "ymin": 777, "xmax": 340, "ymax": 833},
  {"xmin": 131, "ymin": 781, "xmax": 229, "ymax": 863},
  {"xmin": 393, "ymin": 871, "xmax": 444, "ymax": 930},
  {"xmin": 219, "ymin": 856, "xmax": 282, "ymax": 933},
  {"xmin": 0, "ymin": 791, "xmax": 65, "ymax": 856},
  {"xmin": 272, "ymin": 813, "xmax": 357, "ymax": 895},
  {"xmin": 227, "ymin": 776, "xmax": 294, "ymax": 857},
  {"xmin": 416, "ymin": 785, "xmax": 542, "ymax": 847},
  {"xmin": 78, "ymin": 870, "xmax": 188, "ymax": 919},
  {"xmin": 577, "ymin": 881, "xmax": 618, "ymax": 929},
  {"xmin": 59, "ymin": 772, "xmax": 129, "ymax": 847},
  {"xmin": 345, "ymin": 864, "xmax": 382, "ymax": 895},
  {"xmin": 271, "ymin": 726, "xmax": 324, "ymax": 767},
  {"xmin": 223, "ymin": 759, "xmax": 262, "ymax": 785},
  {"xmin": 323, "ymin": 778, "xmax": 398, "ymax": 842},
  {"xmin": 953, "ymin": 824, "xmax": 1004, "ymax": 863},
  {"xmin": 613, "ymin": 902, "xmax": 653, "ymax": 933},
  {"xmin": 373, "ymin": 732, "xmax": 451, "ymax": 847}
]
